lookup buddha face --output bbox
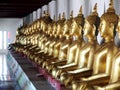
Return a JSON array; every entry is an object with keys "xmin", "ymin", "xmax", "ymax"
[
  {"xmin": 70, "ymin": 21, "xmax": 76, "ymax": 35},
  {"xmin": 98, "ymin": 19, "xmax": 107, "ymax": 37},
  {"xmin": 98, "ymin": 19, "xmax": 114, "ymax": 38},
  {"xmin": 116, "ymin": 21, "xmax": 120, "ymax": 38},
  {"xmin": 83, "ymin": 20, "xmax": 93, "ymax": 37}
]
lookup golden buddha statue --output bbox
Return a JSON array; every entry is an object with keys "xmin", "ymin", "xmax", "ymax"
[
  {"xmin": 36, "ymin": 13, "xmax": 61, "ymax": 60},
  {"xmin": 59, "ymin": 3, "xmax": 100, "ymax": 86},
  {"xmin": 44, "ymin": 13, "xmax": 66, "ymax": 71},
  {"xmin": 24, "ymin": 23, "xmax": 40, "ymax": 56},
  {"xmin": 44, "ymin": 23, "xmax": 54, "ymax": 53},
  {"xmin": 31, "ymin": 13, "xmax": 54, "ymax": 64},
  {"xmin": 36, "ymin": 12, "xmax": 52, "ymax": 51},
  {"xmin": 51, "ymin": 11, "xmax": 77, "ymax": 77},
  {"xmin": 37, "ymin": 14, "xmax": 65, "ymax": 66},
  {"xmin": 40, "ymin": 16, "xmax": 58, "ymax": 62},
  {"xmin": 54, "ymin": 6, "xmax": 85, "ymax": 79},
  {"xmin": 42, "ymin": 15, "xmax": 57, "ymax": 56},
  {"xmin": 34, "ymin": 14, "xmax": 61, "ymax": 62},
  {"xmin": 34, "ymin": 11, "xmax": 48, "ymax": 51},
  {"xmin": 94, "ymin": 15, "xmax": 120, "ymax": 90},
  {"xmin": 32, "ymin": 29, "xmax": 46, "ymax": 61},
  {"xmin": 29, "ymin": 26, "xmax": 51, "ymax": 61},
  {"xmin": 72, "ymin": 0, "xmax": 119, "ymax": 90}
]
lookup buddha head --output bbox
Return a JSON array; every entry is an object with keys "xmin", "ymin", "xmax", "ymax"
[
  {"xmin": 70, "ymin": 6, "xmax": 84, "ymax": 37},
  {"xmin": 98, "ymin": 0, "xmax": 118, "ymax": 41},
  {"xmin": 42, "ymin": 12, "xmax": 52, "ymax": 33},
  {"xmin": 56, "ymin": 13, "xmax": 66, "ymax": 37},
  {"xmin": 63, "ymin": 11, "xmax": 73, "ymax": 38},
  {"xmin": 83, "ymin": 3, "xmax": 100, "ymax": 40}
]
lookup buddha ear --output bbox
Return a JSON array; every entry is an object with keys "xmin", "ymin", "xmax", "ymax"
[
  {"xmin": 93, "ymin": 25, "xmax": 96, "ymax": 35},
  {"xmin": 93, "ymin": 25, "xmax": 96, "ymax": 31}
]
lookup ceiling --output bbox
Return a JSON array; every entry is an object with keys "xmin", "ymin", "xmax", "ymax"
[{"xmin": 0, "ymin": 0, "xmax": 51, "ymax": 18}]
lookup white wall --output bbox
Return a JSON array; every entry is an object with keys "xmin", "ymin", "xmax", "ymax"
[{"xmin": 0, "ymin": 18, "xmax": 22, "ymax": 44}]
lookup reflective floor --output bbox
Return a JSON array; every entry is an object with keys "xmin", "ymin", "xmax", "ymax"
[
  {"xmin": 0, "ymin": 51, "xmax": 56, "ymax": 90},
  {"xmin": 0, "ymin": 54, "xmax": 20, "ymax": 90},
  {"xmin": 0, "ymin": 54, "xmax": 11, "ymax": 81}
]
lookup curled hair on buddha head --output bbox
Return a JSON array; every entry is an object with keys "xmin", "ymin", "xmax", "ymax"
[
  {"xmin": 101, "ymin": 0, "xmax": 118, "ymax": 36},
  {"xmin": 86, "ymin": 3, "xmax": 100, "ymax": 36}
]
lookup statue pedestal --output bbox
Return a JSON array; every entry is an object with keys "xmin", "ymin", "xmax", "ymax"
[{"xmin": 51, "ymin": 78, "xmax": 61, "ymax": 90}]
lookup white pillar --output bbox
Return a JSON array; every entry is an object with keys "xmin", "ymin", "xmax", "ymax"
[
  {"xmin": 37, "ymin": 8, "xmax": 41, "ymax": 19},
  {"xmin": 41, "ymin": 5, "xmax": 48, "ymax": 16},
  {"xmin": 33, "ymin": 11, "xmax": 37, "ymax": 21},
  {"xmin": 56, "ymin": 0, "xmax": 68, "ymax": 19},
  {"xmin": 48, "ymin": 0, "xmax": 57, "ymax": 20},
  {"xmin": 114, "ymin": 0, "xmax": 120, "ymax": 15},
  {"xmin": 29, "ymin": 13, "xmax": 33, "ymax": 24},
  {"xmin": 83, "ymin": 0, "xmax": 91, "ymax": 17},
  {"xmin": 113, "ymin": 0, "xmax": 120, "ymax": 47}
]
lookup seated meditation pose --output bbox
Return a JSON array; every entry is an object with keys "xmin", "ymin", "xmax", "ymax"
[
  {"xmin": 94, "ymin": 15, "xmax": 120, "ymax": 90},
  {"xmin": 35, "ymin": 13, "xmax": 66, "ymax": 66},
  {"xmin": 53, "ymin": 6, "xmax": 85, "ymax": 79},
  {"xmin": 72, "ymin": 0, "xmax": 119, "ymax": 90},
  {"xmin": 42, "ymin": 13, "xmax": 67, "ymax": 69},
  {"xmin": 59, "ymin": 3, "xmax": 100, "ymax": 86},
  {"xmin": 50, "ymin": 12, "xmax": 75, "ymax": 77}
]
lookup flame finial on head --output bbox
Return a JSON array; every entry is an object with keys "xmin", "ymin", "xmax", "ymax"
[
  {"xmin": 107, "ymin": 0, "xmax": 115, "ymax": 13},
  {"xmin": 53, "ymin": 15, "xmax": 56, "ymax": 21},
  {"xmin": 58, "ymin": 13, "xmax": 61, "ymax": 20},
  {"xmin": 109, "ymin": 0, "xmax": 114, "ymax": 8},
  {"xmin": 70, "ymin": 10, "xmax": 73, "ymax": 18},
  {"xmin": 62, "ymin": 12, "xmax": 65, "ymax": 19},
  {"xmin": 93, "ymin": 3, "xmax": 97, "ymax": 12},
  {"xmin": 92, "ymin": 3, "xmax": 98, "ymax": 15},
  {"xmin": 78, "ymin": 6, "xmax": 82, "ymax": 16}
]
